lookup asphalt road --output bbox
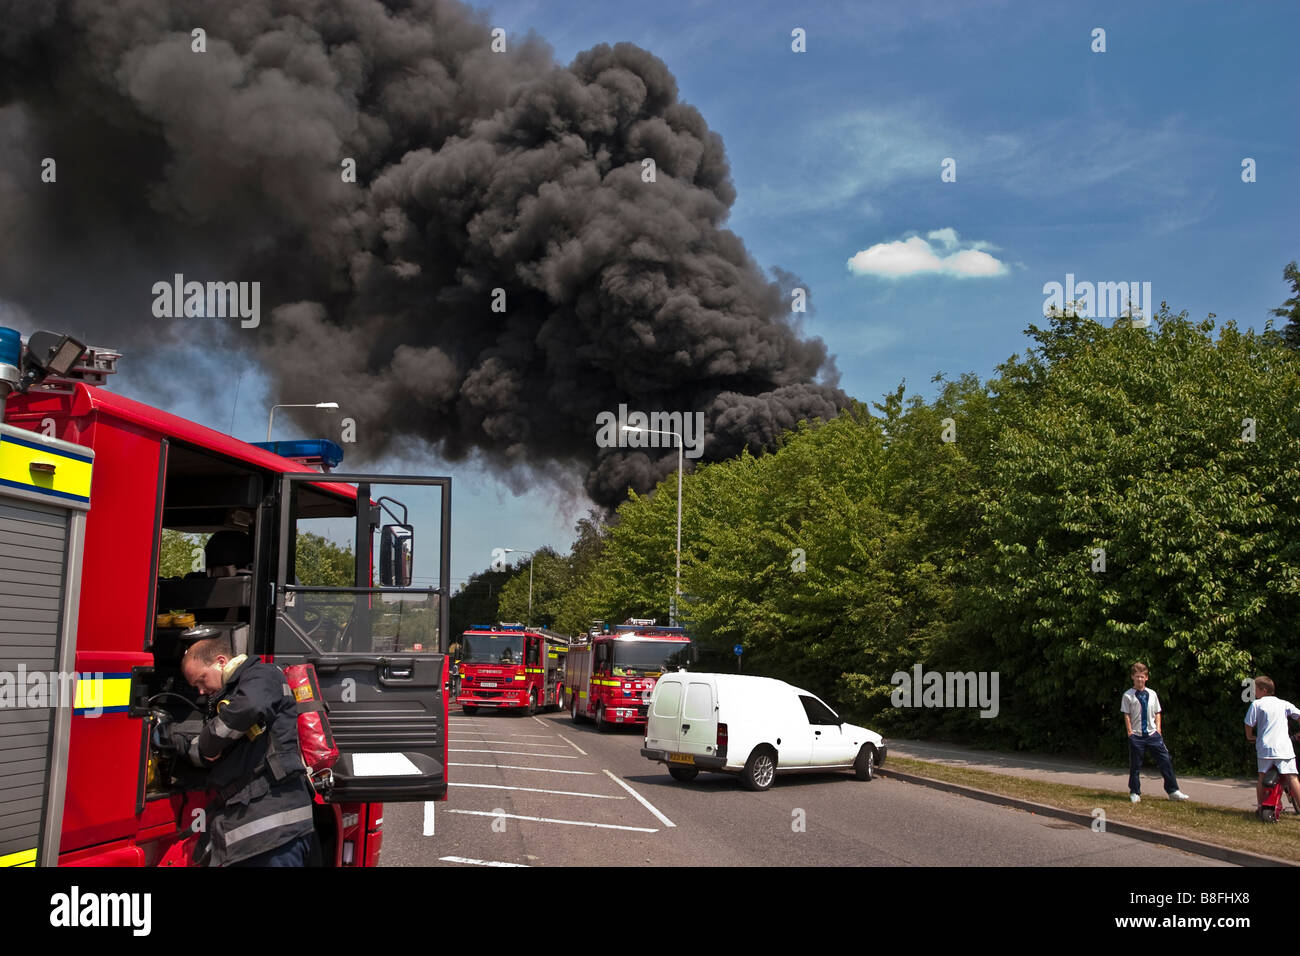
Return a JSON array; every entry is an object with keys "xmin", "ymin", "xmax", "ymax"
[{"xmin": 380, "ymin": 708, "xmax": 1231, "ymax": 867}]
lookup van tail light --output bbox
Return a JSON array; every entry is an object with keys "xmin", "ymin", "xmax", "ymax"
[{"xmin": 717, "ymin": 723, "xmax": 728, "ymax": 760}]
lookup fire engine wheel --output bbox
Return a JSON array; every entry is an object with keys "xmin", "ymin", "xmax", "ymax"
[
  {"xmin": 571, "ymin": 695, "xmax": 582, "ymax": 723},
  {"xmin": 854, "ymin": 745, "xmax": 877, "ymax": 781},
  {"xmin": 668, "ymin": 766, "xmax": 699, "ymax": 782},
  {"xmin": 462, "ymin": 705, "xmax": 478, "ymax": 716},
  {"xmin": 595, "ymin": 706, "xmax": 611, "ymax": 733},
  {"xmin": 741, "ymin": 747, "xmax": 777, "ymax": 791},
  {"xmin": 524, "ymin": 689, "xmax": 537, "ymax": 718}
]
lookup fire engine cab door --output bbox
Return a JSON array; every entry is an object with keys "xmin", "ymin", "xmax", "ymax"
[{"xmin": 272, "ymin": 473, "xmax": 451, "ymax": 804}]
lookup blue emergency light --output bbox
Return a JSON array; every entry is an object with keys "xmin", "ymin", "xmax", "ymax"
[
  {"xmin": 252, "ymin": 439, "xmax": 344, "ymax": 469},
  {"xmin": 0, "ymin": 327, "xmax": 20, "ymax": 372}
]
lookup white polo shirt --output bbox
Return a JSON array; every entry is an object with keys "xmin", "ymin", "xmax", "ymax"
[
  {"xmin": 1244, "ymin": 697, "xmax": 1300, "ymax": 759},
  {"xmin": 1121, "ymin": 687, "xmax": 1161, "ymax": 736}
]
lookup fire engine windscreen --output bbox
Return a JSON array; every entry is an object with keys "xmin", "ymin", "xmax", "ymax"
[
  {"xmin": 611, "ymin": 640, "xmax": 693, "ymax": 676},
  {"xmin": 461, "ymin": 634, "xmax": 524, "ymax": 665}
]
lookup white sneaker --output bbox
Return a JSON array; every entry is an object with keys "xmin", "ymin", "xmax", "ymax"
[
  {"xmin": 1130, "ymin": 793, "xmax": 1141, "ymax": 803},
  {"xmin": 1169, "ymin": 790, "xmax": 1190, "ymax": 802}
]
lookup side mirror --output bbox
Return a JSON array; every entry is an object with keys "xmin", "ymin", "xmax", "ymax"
[{"xmin": 379, "ymin": 524, "xmax": 414, "ymax": 587}]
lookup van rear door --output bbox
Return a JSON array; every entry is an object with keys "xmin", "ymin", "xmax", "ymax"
[
  {"xmin": 646, "ymin": 677, "xmax": 684, "ymax": 754},
  {"xmin": 679, "ymin": 679, "xmax": 717, "ymax": 756}
]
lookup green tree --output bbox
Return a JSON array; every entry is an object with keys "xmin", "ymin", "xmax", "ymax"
[
  {"xmin": 1271, "ymin": 260, "xmax": 1300, "ymax": 349},
  {"xmin": 295, "ymin": 532, "xmax": 354, "ymax": 586},
  {"xmin": 158, "ymin": 529, "xmax": 210, "ymax": 578}
]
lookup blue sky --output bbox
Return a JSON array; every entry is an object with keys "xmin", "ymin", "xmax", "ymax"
[{"xmin": 71, "ymin": 0, "xmax": 1300, "ymax": 589}]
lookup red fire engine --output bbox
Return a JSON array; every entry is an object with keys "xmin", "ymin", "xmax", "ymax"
[
  {"xmin": 0, "ymin": 327, "xmax": 451, "ymax": 867},
  {"xmin": 457, "ymin": 623, "xmax": 569, "ymax": 716},
  {"xmin": 565, "ymin": 618, "xmax": 693, "ymax": 732}
]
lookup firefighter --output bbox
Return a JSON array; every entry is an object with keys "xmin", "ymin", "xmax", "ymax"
[{"xmin": 171, "ymin": 636, "xmax": 316, "ymax": 866}]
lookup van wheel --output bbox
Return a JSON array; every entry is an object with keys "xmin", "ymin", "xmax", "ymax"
[
  {"xmin": 462, "ymin": 705, "xmax": 478, "ymax": 716},
  {"xmin": 669, "ymin": 766, "xmax": 699, "ymax": 782},
  {"xmin": 855, "ymin": 745, "xmax": 877, "ymax": 781},
  {"xmin": 741, "ymin": 747, "xmax": 777, "ymax": 791},
  {"xmin": 524, "ymin": 690, "xmax": 537, "ymax": 718}
]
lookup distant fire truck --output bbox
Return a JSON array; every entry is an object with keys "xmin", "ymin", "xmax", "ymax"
[
  {"xmin": 565, "ymin": 619, "xmax": 693, "ymax": 732},
  {"xmin": 0, "ymin": 327, "xmax": 451, "ymax": 867},
  {"xmin": 457, "ymin": 623, "xmax": 569, "ymax": 716}
]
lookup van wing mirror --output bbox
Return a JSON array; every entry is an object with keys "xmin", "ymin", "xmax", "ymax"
[{"xmin": 379, "ymin": 524, "xmax": 414, "ymax": 587}]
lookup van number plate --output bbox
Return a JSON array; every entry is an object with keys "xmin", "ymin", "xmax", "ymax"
[
  {"xmin": 481, "ymin": 682, "xmax": 497, "ymax": 688},
  {"xmin": 668, "ymin": 753, "xmax": 695, "ymax": 765}
]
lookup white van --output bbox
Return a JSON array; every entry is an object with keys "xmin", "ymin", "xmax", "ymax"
[{"xmin": 640, "ymin": 673, "xmax": 886, "ymax": 791}]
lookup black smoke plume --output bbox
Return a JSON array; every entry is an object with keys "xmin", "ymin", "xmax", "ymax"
[{"xmin": 0, "ymin": 0, "xmax": 846, "ymax": 507}]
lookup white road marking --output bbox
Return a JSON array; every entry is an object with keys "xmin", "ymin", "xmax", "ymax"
[
  {"xmin": 439, "ymin": 856, "xmax": 529, "ymax": 868},
  {"xmin": 423, "ymin": 801, "xmax": 435, "ymax": 836},
  {"xmin": 532, "ymin": 716, "xmax": 549, "ymax": 726},
  {"xmin": 448, "ymin": 809, "xmax": 658, "ymax": 833},
  {"xmin": 458, "ymin": 739, "xmax": 570, "ymax": 748},
  {"xmin": 511, "ymin": 733, "xmax": 558, "ymax": 738},
  {"xmin": 449, "ymin": 763, "xmax": 596, "ymax": 775},
  {"xmin": 451, "ymin": 782, "xmax": 624, "ymax": 799},
  {"xmin": 449, "ymin": 749, "xmax": 579, "ymax": 758},
  {"xmin": 602, "ymin": 769, "xmax": 676, "ymax": 828},
  {"xmin": 557, "ymin": 734, "xmax": 588, "ymax": 756}
]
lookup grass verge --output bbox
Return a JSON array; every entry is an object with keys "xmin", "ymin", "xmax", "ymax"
[{"xmin": 887, "ymin": 755, "xmax": 1299, "ymax": 864}]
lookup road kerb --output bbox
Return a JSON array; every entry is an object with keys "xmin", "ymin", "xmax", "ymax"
[{"xmin": 879, "ymin": 766, "xmax": 1294, "ymax": 868}]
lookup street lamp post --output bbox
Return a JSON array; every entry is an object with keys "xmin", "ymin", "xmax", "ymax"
[
  {"xmin": 622, "ymin": 425, "xmax": 683, "ymax": 625},
  {"xmin": 502, "ymin": 548, "xmax": 535, "ymax": 626},
  {"xmin": 266, "ymin": 402, "xmax": 340, "ymax": 441}
]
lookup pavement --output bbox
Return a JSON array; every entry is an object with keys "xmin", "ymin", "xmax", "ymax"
[{"xmin": 888, "ymin": 738, "xmax": 1261, "ymax": 810}]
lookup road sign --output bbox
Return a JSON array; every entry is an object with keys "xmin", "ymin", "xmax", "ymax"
[{"xmin": 733, "ymin": 644, "xmax": 743, "ymax": 656}]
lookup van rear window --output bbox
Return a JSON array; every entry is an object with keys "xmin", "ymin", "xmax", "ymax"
[
  {"xmin": 653, "ymin": 681, "xmax": 683, "ymax": 717},
  {"xmin": 684, "ymin": 682, "xmax": 713, "ymax": 720}
]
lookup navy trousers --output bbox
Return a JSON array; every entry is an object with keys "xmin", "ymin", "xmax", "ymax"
[
  {"xmin": 1128, "ymin": 732, "xmax": 1180, "ymax": 795},
  {"xmin": 227, "ymin": 832, "xmax": 314, "ymax": 868}
]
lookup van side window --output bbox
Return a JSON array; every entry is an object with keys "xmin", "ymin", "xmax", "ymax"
[
  {"xmin": 653, "ymin": 681, "xmax": 683, "ymax": 717},
  {"xmin": 800, "ymin": 695, "xmax": 839, "ymax": 726},
  {"xmin": 684, "ymin": 682, "xmax": 713, "ymax": 720}
]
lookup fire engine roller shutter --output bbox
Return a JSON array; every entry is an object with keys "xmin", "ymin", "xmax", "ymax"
[
  {"xmin": 0, "ymin": 423, "xmax": 92, "ymax": 867},
  {"xmin": 0, "ymin": 499, "xmax": 66, "ymax": 866}
]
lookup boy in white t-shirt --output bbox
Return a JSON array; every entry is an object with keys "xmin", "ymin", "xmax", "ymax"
[
  {"xmin": 1244, "ymin": 675, "xmax": 1300, "ymax": 811},
  {"xmin": 1120, "ymin": 661, "xmax": 1191, "ymax": 802}
]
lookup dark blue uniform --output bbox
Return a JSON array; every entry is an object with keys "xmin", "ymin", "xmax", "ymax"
[{"xmin": 176, "ymin": 656, "xmax": 315, "ymax": 866}]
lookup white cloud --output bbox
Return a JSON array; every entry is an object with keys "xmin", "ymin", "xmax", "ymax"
[
  {"xmin": 847, "ymin": 230, "xmax": 1008, "ymax": 279},
  {"xmin": 926, "ymin": 227, "xmax": 959, "ymax": 248}
]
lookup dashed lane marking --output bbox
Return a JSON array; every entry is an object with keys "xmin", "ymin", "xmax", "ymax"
[
  {"xmin": 449, "ymin": 749, "xmax": 579, "ymax": 758},
  {"xmin": 449, "ymin": 763, "xmax": 596, "ymax": 775},
  {"xmin": 447, "ymin": 809, "xmax": 658, "ymax": 833},
  {"xmin": 440, "ymin": 856, "xmax": 529, "ymax": 868},
  {"xmin": 556, "ymin": 734, "xmax": 588, "ymax": 756},
  {"xmin": 450, "ymin": 782, "xmax": 624, "ymax": 799},
  {"xmin": 602, "ymin": 769, "xmax": 677, "ymax": 828}
]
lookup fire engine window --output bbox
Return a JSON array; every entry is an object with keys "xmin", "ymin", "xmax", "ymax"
[
  {"xmin": 611, "ymin": 640, "xmax": 689, "ymax": 676},
  {"xmin": 526, "ymin": 638, "xmax": 540, "ymax": 667},
  {"xmin": 461, "ymin": 633, "xmax": 523, "ymax": 664}
]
